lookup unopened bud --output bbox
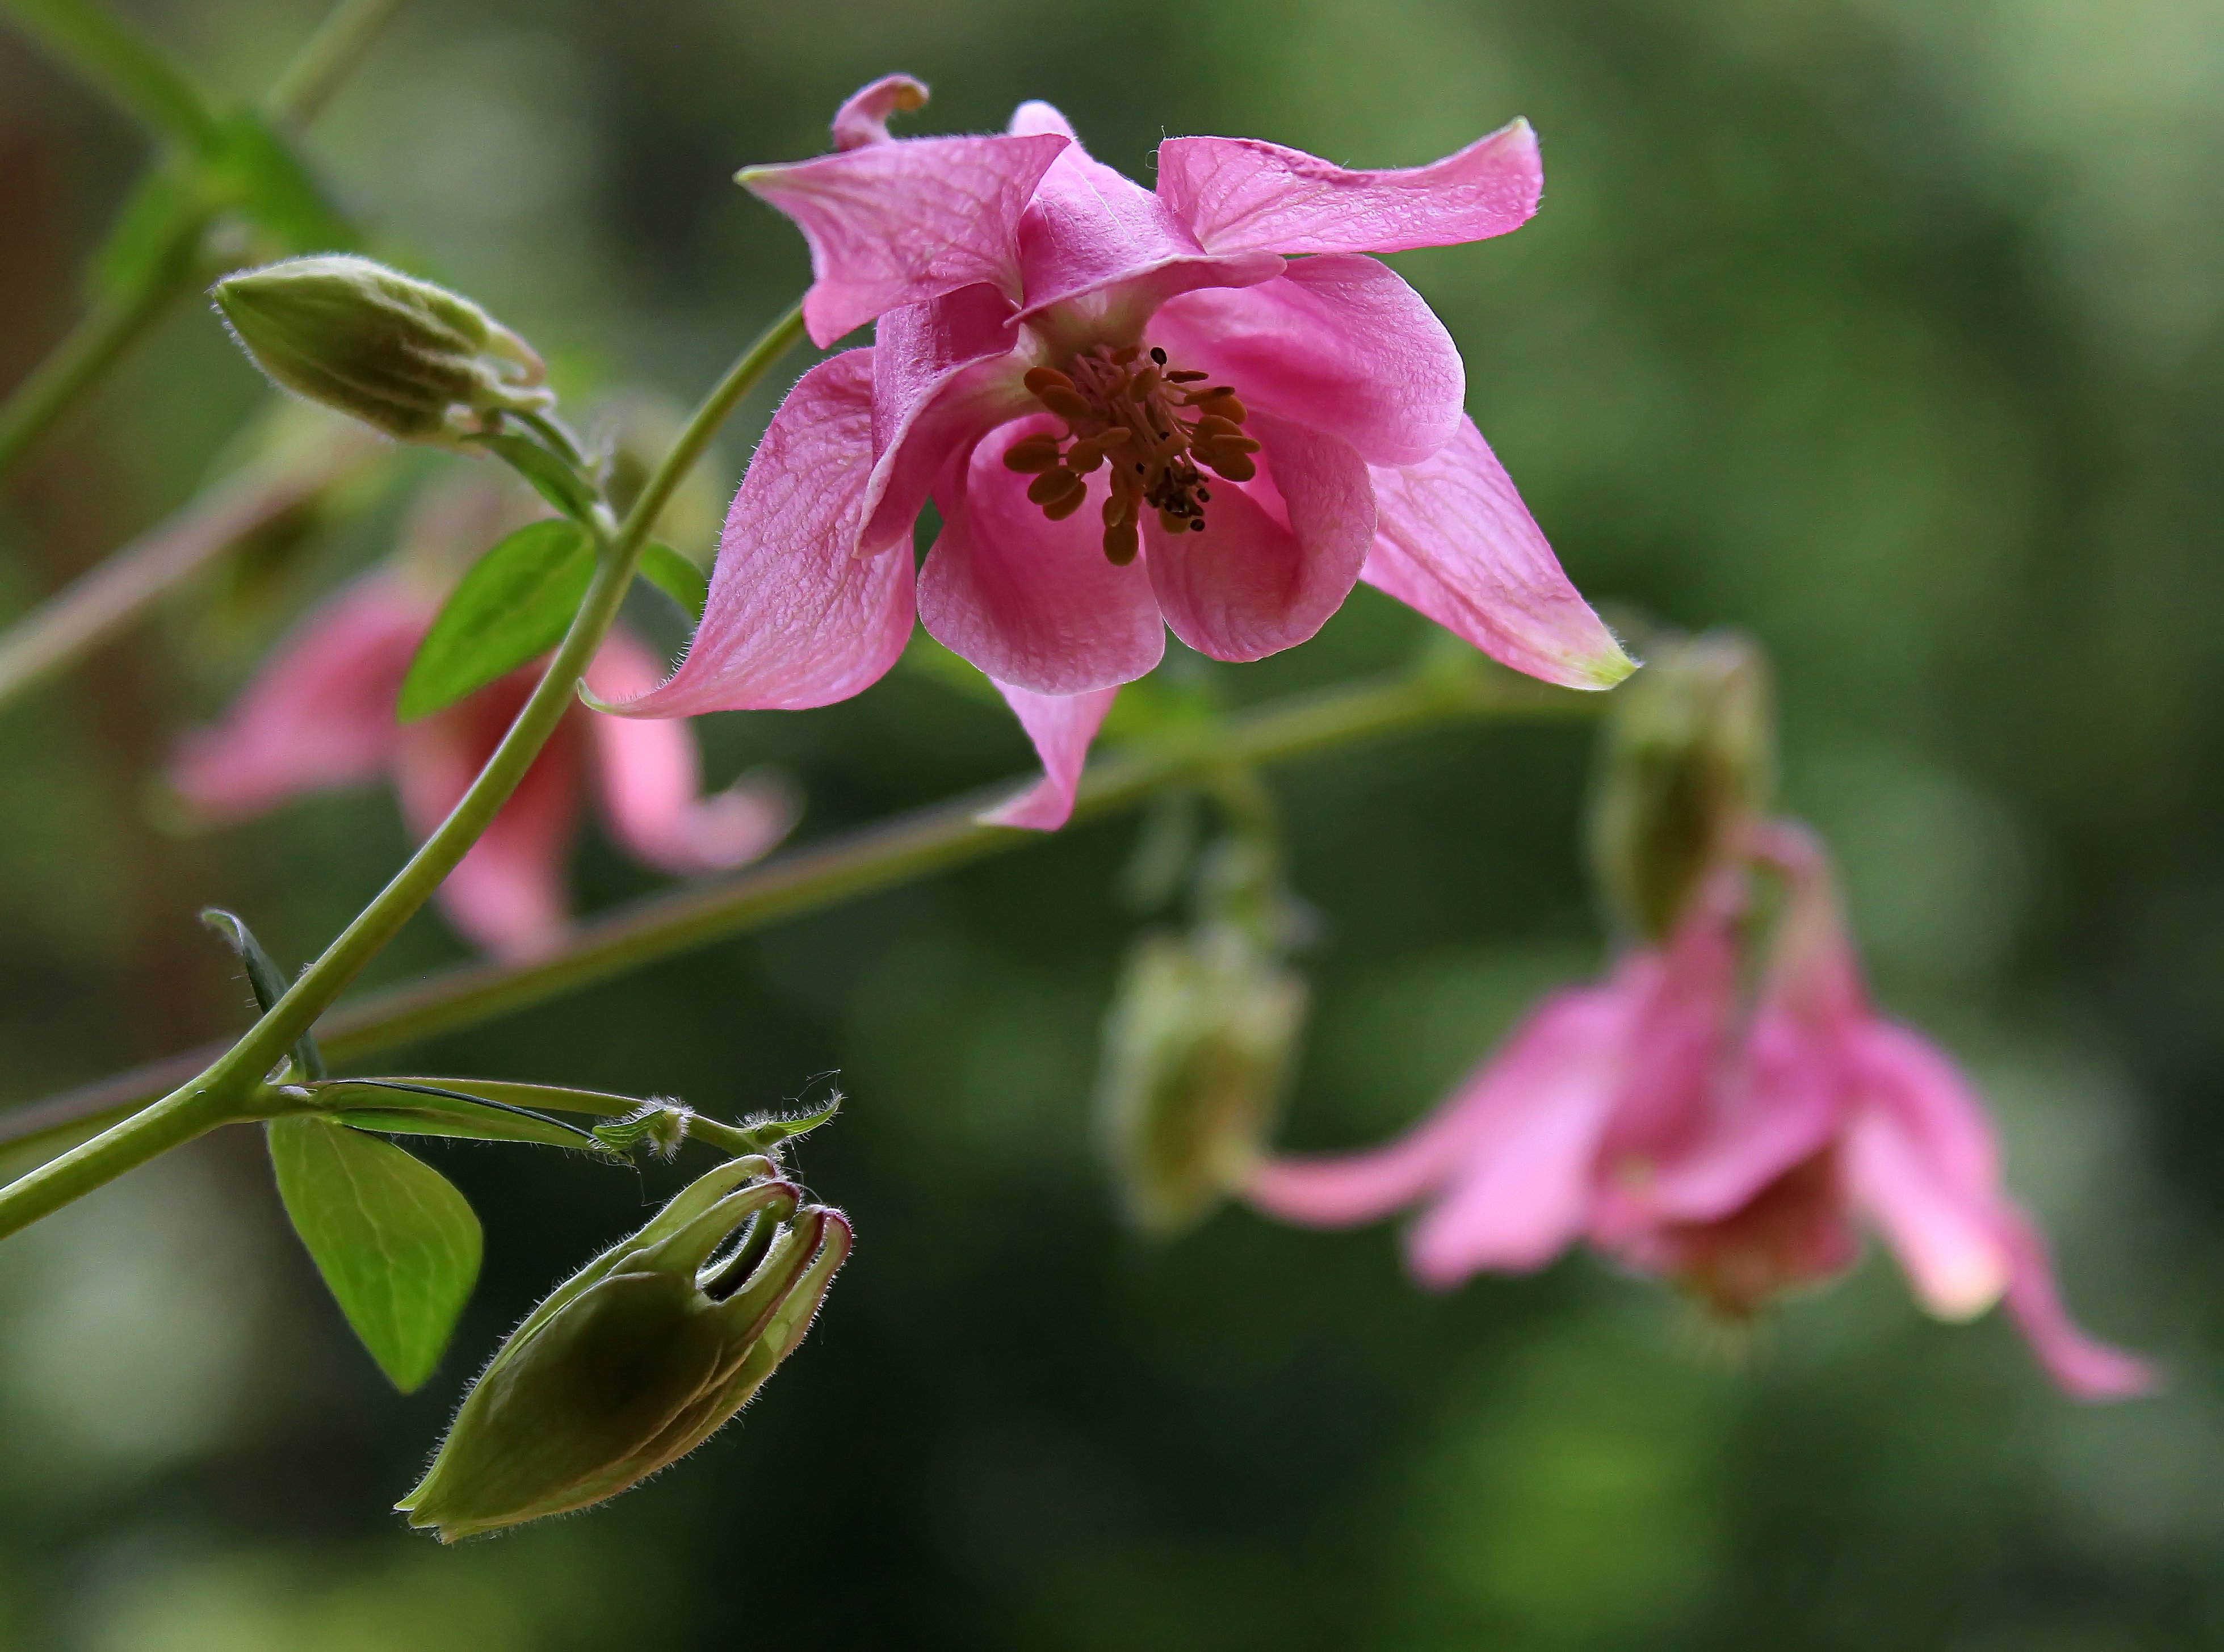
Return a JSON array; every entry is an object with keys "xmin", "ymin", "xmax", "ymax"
[
  {"xmin": 1097, "ymin": 924, "xmax": 1308, "ymax": 1235},
  {"xmin": 398, "ymin": 1156, "xmax": 850, "ymax": 1541},
  {"xmin": 1589, "ymin": 630, "xmax": 1774, "ymax": 940},
  {"xmin": 213, "ymin": 255, "xmax": 552, "ymax": 445}
]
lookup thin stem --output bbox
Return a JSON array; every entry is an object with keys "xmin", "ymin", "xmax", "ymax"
[
  {"xmin": 0, "ymin": 659, "xmax": 1599, "ymax": 1164},
  {"xmin": 263, "ymin": 0, "xmax": 409, "ymax": 125},
  {"xmin": 0, "ymin": 0, "xmax": 406, "ymax": 484},
  {"xmin": 2, "ymin": 0, "xmax": 221, "ymax": 151},
  {"xmin": 0, "ymin": 241, "xmax": 195, "ymax": 482},
  {"xmin": 0, "ymin": 427, "xmax": 379, "ymax": 711},
  {"xmin": 0, "ymin": 307, "xmax": 806, "ymax": 1239}
]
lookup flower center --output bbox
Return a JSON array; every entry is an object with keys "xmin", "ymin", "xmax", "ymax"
[{"xmin": 1002, "ymin": 345, "xmax": 1262, "ymax": 565}]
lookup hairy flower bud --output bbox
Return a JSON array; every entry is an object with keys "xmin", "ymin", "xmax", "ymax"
[
  {"xmin": 1589, "ymin": 630, "xmax": 1775, "ymax": 940},
  {"xmin": 1098, "ymin": 923, "xmax": 1308, "ymax": 1235},
  {"xmin": 398, "ymin": 1157, "xmax": 851, "ymax": 1541},
  {"xmin": 213, "ymin": 255, "xmax": 553, "ymax": 444}
]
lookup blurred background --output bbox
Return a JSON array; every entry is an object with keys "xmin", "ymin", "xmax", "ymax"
[{"xmin": 2, "ymin": 0, "xmax": 2221, "ymax": 1645}]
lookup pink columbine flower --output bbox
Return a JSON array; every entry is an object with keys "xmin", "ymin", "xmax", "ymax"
[
  {"xmin": 614, "ymin": 75, "xmax": 1633, "ymax": 828},
  {"xmin": 1246, "ymin": 821, "xmax": 2154, "ymax": 1400},
  {"xmin": 171, "ymin": 572, "xmax": 796, "ymax": 959}
]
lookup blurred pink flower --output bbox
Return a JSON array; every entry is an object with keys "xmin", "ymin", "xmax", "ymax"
[
  {"xmin": 172, "ymin": 573, "xmax": 796, "ymax": 959},
  {"xmin": 614, "ymin": 76, "xmax": 1631, "ymax": 828},
  {"xmin": 1246, "ymin": 821, "xmax": 2153, "ymax": 1400}
]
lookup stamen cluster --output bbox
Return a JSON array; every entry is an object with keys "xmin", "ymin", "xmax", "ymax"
[{"xmin": 1004, "ymin": 346, "xmax": 1262, "ymax": 564}]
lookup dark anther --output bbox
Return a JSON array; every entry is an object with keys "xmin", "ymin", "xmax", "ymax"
[
  {"xmin": 1188, "ymin": 518, "xmax": 1205, "ymax": 531},
  {"xmin": 1150, "ymin": 346, "xmax": 1168, "ymax": 365},
  {"xmin": 1195, "ymin": 488, "xmax": 1211, "ymax": 502}
]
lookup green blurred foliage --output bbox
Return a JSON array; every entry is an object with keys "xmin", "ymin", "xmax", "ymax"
[{"xmin": 2, "ymin": 0, "xmax": 2221, "ymax": 1646}]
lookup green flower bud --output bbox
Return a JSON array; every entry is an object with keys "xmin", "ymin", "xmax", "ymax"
[
  {"xmin": 398, "ymin": 1158, "xmax": 851, "ymax": 1541},
  {"xmin": 1589, "ymin": 629, "xmax": 1775, "ymax": 940},
  {"xmin": 213, "ymin": 255, "xmax": 553, "ymax": 445},
  {"xmin": 1097, "ymin": 923, "xmax": 1308, "ymax": 1235}
]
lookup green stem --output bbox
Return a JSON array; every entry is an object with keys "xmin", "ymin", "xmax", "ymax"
[
  {"xmin": 263, "ymin": 0, "xmax": 409, "ymax": 124},
  {"xmin": 0, "ymin": 657, "xmax": 1598, "ymax": 1170},
  {"xmin": 0, "ymin": 244, "xmax": 194, "ymax": 482},
  {"xmin": 0, "ymin": 0, "xmax": 408, "ymax": 485},
  {"xmin": 0, "ymin": 307, "xmax": 804, "ymax": 1240},
  {"xmin": 2, "ymin": 0, "xmax": 221, "ymax": 150}
]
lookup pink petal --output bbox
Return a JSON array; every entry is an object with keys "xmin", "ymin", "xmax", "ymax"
[
  {"xmin": 170, "ymin": 576, "xmax": 429, "ymax": 818},
  {"xmin": 1144, "ymin": 413, "xmax": 1374, "ymax": 663},
  {"xmin": 830, "ymin": 73, "xmax": 928, "ymax": 151},
  {"xmin": 859, "ymin": 283, "xmax": 1034, "ymax": 557},
  {"xmin": 917, "ymin": 417, "xmax": 1165, "ymax": 694},
  {"xmin": 742, "ymin": 132, "xmax": 1068, "ymax": 347},
  {"xmin": 1156, "ymin": 120, "xmax": 1543, "ymax": 255},
  {"xmin": 1403, "ymin": 995, "xmax": 1630, "ymax": 1283},
  {"xmin": 1847, "ymin": 1094, "xmax": 2011, "ymax": 1322},
  {"xmin": 979, "ymin": 680, "xmax": 1119, "ymax": 831},
  {"xmin": 615, "ymin": 351, "xmax": 914, "ymax": 718},
  {"xmin": 1010, "ymin": 123, "xmax": 1285, "ymax": 326},
  {"xmin": 1148, "ymin": 255, "xmax": 1463, "ymax": 468},
  {"xmin": 582, "ymin": 632, "xmax": 798, "ymax": 872},
  {"xmin": 1248, "ymin": 987, "xmax": 1626, "ymax": 1262},
  {"xmin": 391, "ymin": 681, "xmax": 580, "ymax": 960},
  {"xmin": 1363, "ymin": 417, "xmax": 1633, "ymax": 689},
  {"xmin": 1996, "ymin": 1206, "xmax": 2157, "ymax": 1401}
]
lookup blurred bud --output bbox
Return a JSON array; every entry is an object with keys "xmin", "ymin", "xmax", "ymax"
[
  {"xmin": 213, "ymin": 255, "xmax": 553, "ymax": 445},
  {"xmin": 398, "ymin": 1156, "xmax": 851, "ymax": 1541},
  {"xmin": 1098, "ymin": 921, "xmax": 1308, "ymax": 1236},
  {"xmin": 1589, "ymin": 629, "xmax": 1774, "ymax": 940}
]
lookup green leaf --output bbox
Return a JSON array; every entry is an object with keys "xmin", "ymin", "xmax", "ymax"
[
  {"xmin": 199, "ymin": 907, "xmax": 324, "ymax": 1078},
  {"xmin": 208, "ymin": 111, "xmax": 359, "ymax": 257},
  {"xmin": 267, "ymin": 1116, "xmax": 481, "ymax": 1391},
  {"xmin": 637, "ymin": 540, "xmax": 708, "ymax": 623},
  {"xmin": 397, "ymin": 519, "xmax": 592, "ymax": 722},
  {"xmin": 307, "ymin": 1079, "xmax": 610, "ymax": 1150},
  {"xmin": 474, "ymin": 430, "xmax": 601, "ymax": 522}
]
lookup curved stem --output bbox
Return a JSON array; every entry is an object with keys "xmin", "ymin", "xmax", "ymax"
[
  {"xmin": 2, "ymin": 0, "xmax": 221, "ymax": 150},
  {"xmin": 0, "ymin": 307, "xmax": 806, "ymax": 1239},
  {"xmin": 0, "ymin": 657, "xmax": 1600, "ymax": 1167},
  {"xmin": 264, "ymin": 0, "xmax": 409, "ymax": 124},
  {"xmin": 0, "ymin": 248, "xmax": 192, "ymax": 482}
]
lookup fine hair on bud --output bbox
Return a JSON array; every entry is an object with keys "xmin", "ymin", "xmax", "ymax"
[{"xmin": 212, "ymin": 254, "xmax": 553, "ymax": 445}]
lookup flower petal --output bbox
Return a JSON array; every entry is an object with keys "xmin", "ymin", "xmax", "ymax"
[
  {"xmin": 742, "ymin": 132, "xmax": 1068, "ymax": 346},
  {"xmin": 979, "ymin": 680, "xmax": 1119, "ymax": 831},
  {"xmin": 1847, "ymin": 1081, "xmax": 2011, "ymax": 1322},
  {"xmin": 170, "ymin": 577, "xmax": 427, "ymax": 817},
  {"xmin": 1246, "ymin": 986, "xmax": 1625, "ymax": 1258},
  {"xmin": 917, "ymin": 417, "xmax": 1164, "ymax": 694},
  {"xmin": 1996, "ymin": 1206, "xmax": 2157, "ymax": 1401},
  {"xmin": 1363, "ymin": 417, "xmax": 1633, "ymax": 688},
  {"xmin": 1157, "ymin": 120, "xmax": 1543, "ymax": 255},
  {"xmin": 830, "ymin": 73, "xmax": 927, "ymax": 151},
  {"xmin": 615, "ymin": 351, "xmax": 914, "ymax": 718},
  {"xmin": 1144, "ymin": 413, "xmax": 1373, "ymax": 663},
  {"xmin": 859, "ymin": 283, "xmax": 1033, "ymax": 557},
  {"xmin": 391, "ymin": 681, "xmax": 579, "ymax": 960},
  {"xmin": 1148, "ymin": 255, "xmax": 1462, "ymax": 468},
  {"xmin": 1010, "ymin": 124, "xmax": 1283, "ymax": 328},
  {"xmin": 582, "ymin": 632, "xmax": 798, "ymax": 871}
]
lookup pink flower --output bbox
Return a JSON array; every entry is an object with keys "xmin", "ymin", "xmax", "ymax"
[
  {"xmin": 1246, "ymin": 821, "xmax": 2154, "ymax": 1400},
  {"xmin": 614, "ymin": 77, "xmax": 1632, "ymax": 827},
  {"xmin": 171, "ymin": 573, "xmax": 796, "ymax": 959}
]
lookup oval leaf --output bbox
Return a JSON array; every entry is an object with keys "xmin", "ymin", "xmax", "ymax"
[
  {"xmin": 397, "ymin": 519, "xmax": 591, "ymax": 722},
  {"xmin": 267, "ymin": 1117, "xmax": 482, "ymax": 1392}
]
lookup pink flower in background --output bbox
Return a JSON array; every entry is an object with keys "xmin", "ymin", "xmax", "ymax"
[
  {"xmin": 613, "ymin": 75, "xmax": 1632, "ymax": 828},
  {"xmin": 1245, "ymin": 821, "xmax": 2154, "ymax": 1400},
  {"xmin": 172, "ymin": 574, "xmax": 796, "ymax": 959}
]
